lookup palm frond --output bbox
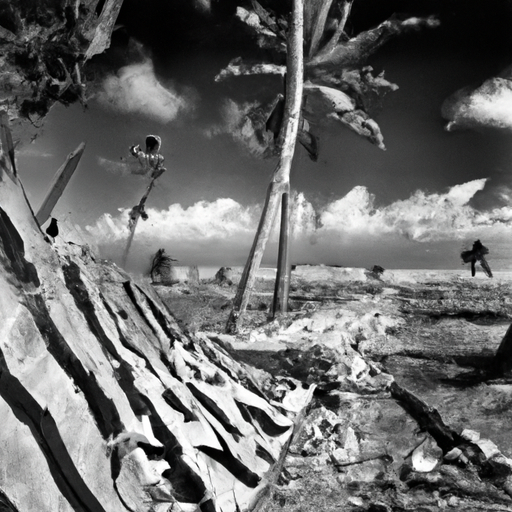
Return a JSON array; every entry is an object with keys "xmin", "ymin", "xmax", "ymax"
[
  {"xmin": 215, "ymin": 57, "xmax": 285, "ymax": 81},
  {"xmin": 308, "ymin": 15, "xmax": 439, "ymax": 71}
]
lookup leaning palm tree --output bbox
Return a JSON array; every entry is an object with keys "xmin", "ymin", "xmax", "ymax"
[
  {"xmin": 219, "ymin": 0, "xmax": 439, "ymax": 332},
  {"xmin": 121, "ymin": 135, "xmax": 166, "ymax": 268}
]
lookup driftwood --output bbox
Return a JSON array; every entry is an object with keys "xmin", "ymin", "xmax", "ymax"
[
  {"xmin": 35, "ymin": 143, "xmax": 86, "ymax": 226},
  {"xmin": 390, "ymin": 381, "xmax": 459, "ymax": 453}
]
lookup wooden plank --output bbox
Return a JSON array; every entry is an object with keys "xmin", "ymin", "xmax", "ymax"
[{"xmin": 35, "ymin": 143, "xmax": 86, "ymax": 226}]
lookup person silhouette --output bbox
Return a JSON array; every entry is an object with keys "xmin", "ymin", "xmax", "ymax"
[{"xmin": 461, "ymin": 240, "xmax": 492, "ymax": 277}]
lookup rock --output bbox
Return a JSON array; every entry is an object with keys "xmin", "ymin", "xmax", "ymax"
[
  {"xmin": 460, "ymin": 429, "xmax": 481, "ymax": 443},
  {"xmin": 411, "ymin": 436, "xmax": 443, "ymax": 473},
  {"xmin": 503, "ymin": 476, "xmax": 512, "ymax": 498},
  {"xmin": 444, "ymin": 447, "xmax": 463, "ymax": 462},
  {"xmin": 348, "ymin": 495, "xmax": 364, "ymax": 506},
  {"xmin": 475, "ymin": 438, "xmax": 501, "ymax": 461},
  {"xmin": 249, "ymin": 329, "xmax": 268, "ymax": 342},
  {"xmin": 447, "ymin": 495, "xmax": 460, "ymax": 507}
]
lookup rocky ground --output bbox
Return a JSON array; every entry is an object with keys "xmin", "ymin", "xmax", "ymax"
[{"xmin": 155, "ymin": 265, "xmax": 512, "ymax": 511}]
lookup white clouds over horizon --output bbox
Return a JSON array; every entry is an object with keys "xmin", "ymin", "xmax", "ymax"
[
  {"xmin": 85, "ymin": 179, "xmax": 512, "ymax": 272},
  {"xmin": 96, "ymin": 59, "xmax": 196, "ymax": 123}
]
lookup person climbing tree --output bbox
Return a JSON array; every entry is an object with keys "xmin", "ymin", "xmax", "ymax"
[
  {"xmin": 129, "ymin": 134, "xmax": 166, "ymax": 179},
  {"xmin": 461, "ymin": 240, "xmax": 493, "ymax": 277},
  {"xmin": 122, "ymin": 135, "xmax": 167, "ymax": 267}
]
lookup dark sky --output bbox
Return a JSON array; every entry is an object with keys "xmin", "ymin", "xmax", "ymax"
[{"xmin": 16, "ymin": 0, "xmax": 512, "ymax": 272}]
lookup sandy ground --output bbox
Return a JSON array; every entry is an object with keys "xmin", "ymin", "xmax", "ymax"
[{"xmin": 153, "ymin": 265, "xmax": 512, "ymax": 511}]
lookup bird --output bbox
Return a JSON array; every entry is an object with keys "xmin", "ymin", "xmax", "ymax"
[{"xmin": 45, "ymin": 218, "xmax": 59, "ymax": 242}]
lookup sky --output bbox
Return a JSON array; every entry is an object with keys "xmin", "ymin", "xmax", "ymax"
[{"xmin": 15, "ymin": 0, "xmax": 512, "ymax": 274}]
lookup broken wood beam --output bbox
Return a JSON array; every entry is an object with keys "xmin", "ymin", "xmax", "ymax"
[
  {"xmin": 35, "ymin": 142, "xmax": 86, "ymax": 226},
  {"xmin": 390, "ymin": 381, "xmax": 459, "ymax": 453}
]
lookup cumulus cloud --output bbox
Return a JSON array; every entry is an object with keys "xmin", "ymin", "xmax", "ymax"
[
  {"xmin": 85, "ymin": 180, "xmax": 512, "ymax": 272},
  {"xmin": 442, "ymin": 72, "xmax": 512, "ymax": 131},
  {"xmin": 17, "ymin": 146, "xmax": 53, "ymax": 158},
  {"xmin": 97, "ymin": 156, "xmax": 155, "ymax": 177},
  {"xmin": 96, "ymin": 59, "xmax": 196, "ymax": 123}
]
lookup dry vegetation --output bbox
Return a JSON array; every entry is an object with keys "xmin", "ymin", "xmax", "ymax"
[{"xmin": 154, "ymin": 271, "xmax": 512, "ymax": 336}]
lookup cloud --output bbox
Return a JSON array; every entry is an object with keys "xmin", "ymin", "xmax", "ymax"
[
  {"xmin": 16, "ymin": 146, "xmax": 53, "ymax": 158},
  {"xmin": 97, "ymin": 156, "xmax": 153, "ymax": 177},
  {"xmin": 442, "ymin": 71, "xmax": 512, "ymax": 131},
  {"xmin": 204, "ymin": 99, "xmax": 273, "ymax": 158},
  {"xmin": 96, "ymin": 59, "xmax": 197, "ymax": 123},
  {"xmin": 85, "ymin": 180, "xmax": 512, "ymax": 272}
]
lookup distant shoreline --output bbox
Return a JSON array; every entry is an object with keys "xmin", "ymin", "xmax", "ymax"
[{"xmin": 165, "ymin": 265, "xmax": 512, "ymax": 282}]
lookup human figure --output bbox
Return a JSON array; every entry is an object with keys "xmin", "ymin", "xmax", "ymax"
[
  {"xmin": 214, "ymin": 267, "xmax": 233, "ymax": 286},
  {"xmin": 129, "ymin": 135, "xmax": 166, "ymax": 179},
  {"xmin": 128, "ymin": 204, "xmax": 148, "ymax": 230},
  {"xmin": 150, "ymin": 249, "xmax": 178, "ymax": 283},
  {"xmin": 461, "ymin": 240, "xmax": 493, "ymax": 277}
]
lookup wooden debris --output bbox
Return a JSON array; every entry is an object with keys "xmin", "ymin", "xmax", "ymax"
[{"xmin": 35, "ymin": 143, "xmax": 86, "ymax": 226}]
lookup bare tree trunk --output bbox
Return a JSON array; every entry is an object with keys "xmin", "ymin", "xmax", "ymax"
[{"xmin": 226, "ymin": 0, "xmax": 304, "ymax": 333}]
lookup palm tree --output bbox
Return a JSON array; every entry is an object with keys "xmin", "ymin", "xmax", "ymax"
[{"xmin": 219, "ymin": 0, "xmax": 439, "ymax": 333}]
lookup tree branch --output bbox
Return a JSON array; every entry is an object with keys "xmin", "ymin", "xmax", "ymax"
[{"xmin": 315, "ymin": 0, "xmax": 353, "ymax": 59}]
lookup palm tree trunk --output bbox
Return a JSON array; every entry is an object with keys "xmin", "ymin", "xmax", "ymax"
[
  {"xmin": 121, "ymin": 177, "xmax": 156, "ymax": 268},
  {"xmin": 272, "ymin": 188, "xmax": 291, "ymax": 317},
  {"xmin": 226, "ymin": 0, "xmax": 304, "ymax": 333}
]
